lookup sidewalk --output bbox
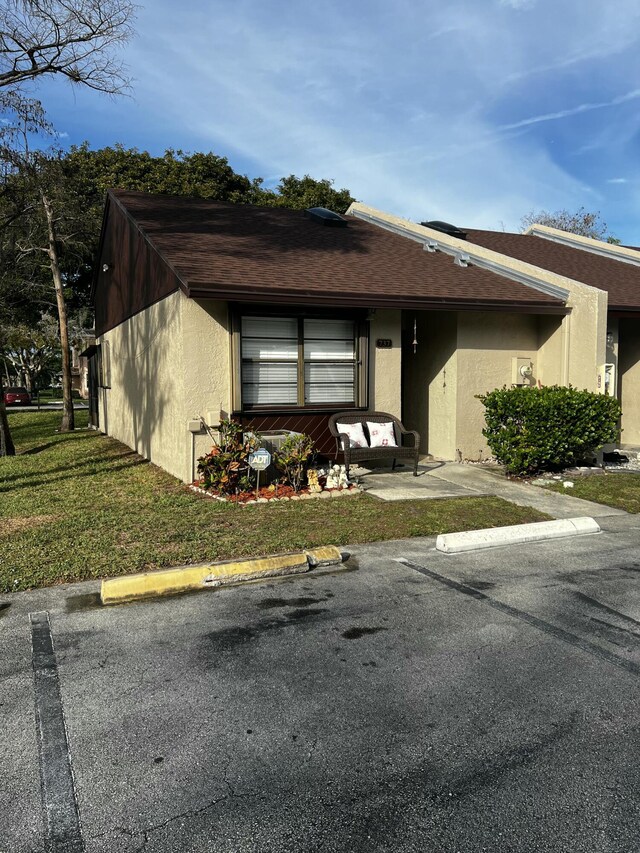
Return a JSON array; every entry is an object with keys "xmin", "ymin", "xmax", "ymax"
[{"xmin": 356, "ymin": 461, "xmax": 629, "ymax": 520}]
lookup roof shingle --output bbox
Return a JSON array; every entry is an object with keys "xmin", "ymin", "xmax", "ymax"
[
  {"xmin": 110, "ymin": 191, "xmax": 564, "ymax": 311},
  {"xmin": 465, "ymin": 229, "xmax": 640, "ymax": 310}
]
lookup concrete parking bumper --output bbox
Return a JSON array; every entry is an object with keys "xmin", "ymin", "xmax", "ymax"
[
  {"xmin": 436, "ymin": 516, "xmax": 601, "ymax": 554},
  {"xmin": 100, "ymin": 546, "xmax": 344, "ymax": 604}
]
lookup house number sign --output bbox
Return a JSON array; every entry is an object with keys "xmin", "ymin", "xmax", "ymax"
[
  {"xmin": 376, "ymin": 339, "xmax": 392, "ymax": 349},
  {"xmin": 248, "ymin": 449, "xmax": 271, "ymax": 470}
]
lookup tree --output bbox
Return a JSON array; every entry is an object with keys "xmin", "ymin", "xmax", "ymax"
[
  {"xmin": 0, "ymin": 314, "xmax": 58, "ymax": 390},
  {"xmin": 0, "ymin": 0, "xmax": 134, "ymax": 92},
  {"xmin": 51, "ymin": 145, "xmax": 358, "ymax": 314},
  {"xmin": 519, "ymin": 207, "xmax": 619, "ymax": 242},
  {"xmin": 258, "ymin": 174, "xmax": 355, "ymax": 213},
  {"xmin": 1, "ymin": 147, "xmax": 97, "ymax": 431},
  {"xmin": 0, "ymin": 0, "xmax": 135, "ymax": 450}
]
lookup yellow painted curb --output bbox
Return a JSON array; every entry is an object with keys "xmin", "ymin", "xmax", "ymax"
[
  {"xmin": 101, "ymin": 552, "xmax": 310, "ymax": 605},
  {"xmin": 305, "ymin": 546, "xmax": 343, "ymax": 567}
]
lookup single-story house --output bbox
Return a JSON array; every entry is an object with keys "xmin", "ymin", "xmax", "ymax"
[{"xmin": 90, "ymin": 190, "xmax": 640, "ymax": 483}]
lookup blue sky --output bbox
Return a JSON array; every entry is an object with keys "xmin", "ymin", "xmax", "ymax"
[{"xmin": 34, "ymin": 0, "xmax": 640, "ymax": 241}]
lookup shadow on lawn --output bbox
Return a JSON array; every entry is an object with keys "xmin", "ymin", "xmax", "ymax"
[{"xmin": 0, "ymin": 453, "xmax": 148, "ymax": 492}]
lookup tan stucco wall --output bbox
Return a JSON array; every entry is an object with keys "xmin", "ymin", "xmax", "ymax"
[
  {"xmin": 536, "ymin": 315, "xmax": 564, "ymax": 386},
  {"xmin": 98, "ymin": 290, "xmax": 186, "ymax": 481},
  {"xmin": 402, "ymin": 310, "xmax": 572, "ymax": 461},
  {"xmin": 183, "ymin": 299, "xmax": 232, "ymax": 479},
  {"xmin": 455, "ymin": 313, "xmax": 538, "ymax": 459},
  {"xmin": 98, "ymin": 293, "xmax": 231, "ymax": 483},
  {"xmin": 402, "ymin": 312, "xmax": 458, "ymax": 459},
  {"xmin": 368, "ymin": 309, "xmax": 402, "ymax": 418},
  {"xmin": 619, "ymin": 319, "xmax": 640, "ymax": 445},
  {"xmin": 562, "ymin": 288, "xmax": 608, "ymax": 391}
]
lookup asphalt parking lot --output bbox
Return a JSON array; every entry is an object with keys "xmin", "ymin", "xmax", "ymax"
[{"xmin": 4, "ymin": 516, "xmax": 640, "ymax": 852}]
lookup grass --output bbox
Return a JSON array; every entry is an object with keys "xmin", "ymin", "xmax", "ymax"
[
  {"xmin": 544, "ymin": 473, "xmax": 640, "ymax": 513},
  {"xmin": 1, "ymin": 412, "xmax": 549, "ymax": 592}
]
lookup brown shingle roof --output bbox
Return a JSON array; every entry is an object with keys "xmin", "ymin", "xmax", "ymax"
[
  {"xmin": 109, "ymin": 191, "xmax": 564, "ymax": 312},
  {"xmin": 465, "ymin": 229, "xmax": 640, "ymax": 311}
]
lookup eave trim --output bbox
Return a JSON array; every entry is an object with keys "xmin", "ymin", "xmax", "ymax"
[
  {"xmin": 350, "ymin": 209, "xmax": 571, "ymax": 303},
  {"xmin": 528, "ymin": 226, "xmax": 640, "ymax": 268}
]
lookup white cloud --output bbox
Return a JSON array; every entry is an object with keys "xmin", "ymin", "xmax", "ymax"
[
  {"xmin": 39, "ymin": 0, "xmax": 640, "ymax": 240},
  {"xmin": 498, "ymin": 89, "xmax": 640, "ymax": 132},
  {"xmin": 608, "ymin": 178, "xmax": 628, "ymax": 184}
]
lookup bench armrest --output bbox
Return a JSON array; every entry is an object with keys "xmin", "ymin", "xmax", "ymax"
[
  {"xmin": 399, "ymin": 429, "xmax": 420, "ymax": 448},
  {"xmin": 337, "ymin": 432, "xmax": 350, "ymax": 452}
]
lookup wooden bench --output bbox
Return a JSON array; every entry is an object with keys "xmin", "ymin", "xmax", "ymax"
[{"xmin": 328, "ymin": 411, "xmax": 420, "ymax": 479}]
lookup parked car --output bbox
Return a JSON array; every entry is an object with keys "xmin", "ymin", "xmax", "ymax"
[{"xmin": 3, "ymin": 386, "xmax": 31, "ymax": 405}]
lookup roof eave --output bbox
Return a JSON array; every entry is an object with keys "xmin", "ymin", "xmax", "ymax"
[{"xmin": 185, "ymin": 283, "xmax": 567, "ymax": 314}]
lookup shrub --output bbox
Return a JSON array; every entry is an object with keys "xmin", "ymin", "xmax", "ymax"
[
  {"xmin": 197, "ymin": 419, "xmax": 260, "ymax": 494},
  {"xmin": 274, "ymin": 433, "xmax": 315, "ymax": 492},
  {"xmin": 477, "ymin": 385, "xmax": 621, "ymax": 476}
]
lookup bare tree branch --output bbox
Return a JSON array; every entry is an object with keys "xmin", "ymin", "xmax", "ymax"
[{"xmin": 0, "ymin": 0, "xmax": 135, "ymax": 94}]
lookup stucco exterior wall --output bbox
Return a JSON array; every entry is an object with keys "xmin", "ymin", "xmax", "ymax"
[
  {"xmin": 455, "ymin": 312, "xmax": 538, "ymax": 460},
  {"xmin": 368, "ymin": 309, "xmax": 402, "ymax": 418},
  {"xmin": 183, "ymin": 299, "xmax": 232, "ymax": 480},
  {"xmin": 562, "ymin": 288, "xmax": 608, "ymax": 391},
  {"xmin": 97, "ymin": 293, "xmax": 231, "ymax": 483},
  {"xmin": 98, "ymin": 289, "xmax": 186, "ymax": 482},
  {"xmin": 402, "ymin": 310, "xmax": 571, "ymax": 462},
  {"xmin": 619, "ymin": 318, "xmax": 640, "ymax": 446},
  {"xmin": 424, "ymin": 313, "xmax": 458, "ymax": 460},
  {"xmin": 402, "ymin": 312, "xmax": 458, "ymax": 459},
  {"xmin": 536, "ymin": 315, "xmax": 564, "ymax": 386}
]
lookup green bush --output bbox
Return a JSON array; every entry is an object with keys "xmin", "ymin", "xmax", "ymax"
[
  {"xmin": 274, "ymin": 433, "xmax": 315, "ymax": 492},
  {"xmin": 197, "ymin": 419, "xmax": 260, "ymax": 494},
  {"xmin": 477, "ymin": 385, "xmax": 621, "ymax": 475}
]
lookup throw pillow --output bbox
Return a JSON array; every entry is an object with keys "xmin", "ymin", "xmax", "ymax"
[
  {"xmin": 336, "ymin": 421, "xmax": 369, "ymax": 449},
  {"xmin": 367, "ymin": 421, "xmax": 397, "ymax": 448}
]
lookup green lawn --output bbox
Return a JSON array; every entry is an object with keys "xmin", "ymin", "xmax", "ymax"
[
  {"xmin": 0, "ymin": 412, "xmax": 549, "ymax": 592},
  {"xmin": 544, "ymin": 473, "xmax": 640, "ymax": 513}
]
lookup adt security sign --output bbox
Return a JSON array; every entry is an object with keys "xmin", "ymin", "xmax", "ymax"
[{"xmin": 248, "ymin": 448, "xmax": 271, "ymax": 471}]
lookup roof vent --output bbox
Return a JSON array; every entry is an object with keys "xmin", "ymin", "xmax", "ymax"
[
  {"xmin": 305, "ymin": 207, "xmax": 348, "ymax": 227},
  {"xmin": 421, "ymin": 220, "xmax": 467, "ymax": 240}
]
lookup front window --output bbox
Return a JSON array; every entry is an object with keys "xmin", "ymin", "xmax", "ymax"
[{"xmin": 239, "ymin": 315, "xmax": 363, "ymax": 409}]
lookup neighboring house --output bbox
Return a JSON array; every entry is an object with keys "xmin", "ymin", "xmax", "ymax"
[{"xmin": 90, "ymin": 190, "xmax": 640, "ymax": 484}]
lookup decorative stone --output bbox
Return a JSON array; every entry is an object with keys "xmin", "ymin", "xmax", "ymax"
[
  {"xmin": 319, "ymin": 491, "xmax": 332, "ymax": 499},
  {"xmin": 563, "ymin": 481, "xmax": 574, "ymax": 488}
]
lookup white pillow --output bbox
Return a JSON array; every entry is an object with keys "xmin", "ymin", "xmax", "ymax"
[
  {"xmin": 336, "ymin": 421, "xmax": 369, "ymax": 449},
  {"xmin": 366, "ymin": 421, "xmax": 397, "ymax": 448}
]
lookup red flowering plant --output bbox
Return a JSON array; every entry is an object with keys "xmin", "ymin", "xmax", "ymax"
[{"xmin": 197, "ymin": 420, "xmax": 261, "ymax": 495}]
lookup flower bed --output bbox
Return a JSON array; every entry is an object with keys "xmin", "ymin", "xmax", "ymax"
[{"xmin": 190, "ymin": 482, "xmax": 360, "ymax": 505}]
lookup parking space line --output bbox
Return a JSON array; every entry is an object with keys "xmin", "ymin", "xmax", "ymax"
[
  {"xmin": 395, "ymin": 558, "xmax": 640, "ymax": 678},
  {"xmin": 30, "ymin": 611, "xmax": 84, "ymax": 853}
]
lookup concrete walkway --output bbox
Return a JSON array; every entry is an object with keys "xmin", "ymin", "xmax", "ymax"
[{"xmin": 356, "ymin": 461, "xmax": 629, "ymax": 519}]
